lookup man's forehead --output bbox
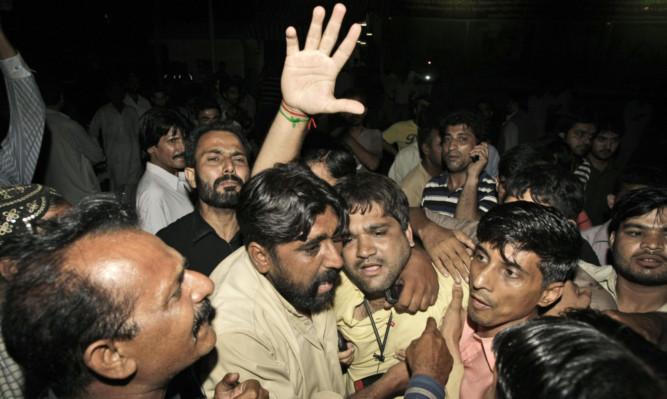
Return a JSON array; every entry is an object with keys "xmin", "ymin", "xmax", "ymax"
[
  {"xmin": 165, "ymin": 127, "xmax": 183, "ymax": 138},
  {"xmin": 480, "ymin": 241, "xmax": 542, "ymax": 271},
  {"xmin": 621, "ymin": 208, "xmax": 666, "ymax": 229},
  {"xmin": 445, "ymin": 124, "xmax": 473, "ymax": 136},
  {"xmin": 197, "ymin": 131, "xmax": 246, "ymax": 154},
  {"xmin": 570, "ymin": 123, "xmax": 596, "ymax": 133}
]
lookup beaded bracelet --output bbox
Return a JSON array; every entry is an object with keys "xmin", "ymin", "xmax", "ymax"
[{"xmin": 280, "ymin": 100, "xmax": 317, "ymax": 129}]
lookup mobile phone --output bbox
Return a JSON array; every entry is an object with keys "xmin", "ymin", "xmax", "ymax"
[
  {"xmin": 384, "ymin": 284, "xmax": 403, "ymax": 305},
  {"xmin": 471, "ymin": 154, "xmax": 480, "ymax": 162}
]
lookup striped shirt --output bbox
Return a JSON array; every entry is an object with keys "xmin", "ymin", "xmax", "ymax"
[
  {"xmin": 573, "ymin": 158, "xmax": 591, "ymax": 187},
  {"xmin": 421, "ymin": 171, "xmax": 497, "ymax": 217},
  {"xmin": 0, "ymin": 53, "xmax": 46, "ymax": 186}
]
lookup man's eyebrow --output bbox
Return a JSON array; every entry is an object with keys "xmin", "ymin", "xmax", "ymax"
[
  {"xmin": 622, "ymin": 222, "xmax": 667, "ymax": 232},
  {"xmin": 474, "ymin": 244, "xmax": 489, "ymax": 257},
  {"xmin": 298, "ymin": 234, "xmax": 328, "ymax": 250},
  {"xmin": 363, "ymin": 222, "xmax": 390, "ymax": 233},
  {"xmin": 167, "ymin": 261, "xmax": 186, "ymax": 302}
]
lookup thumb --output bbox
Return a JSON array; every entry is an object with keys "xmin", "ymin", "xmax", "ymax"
[
  {"xmin": 450, "ymin": 283, "xmax": 463, "ymax": 311},
  {"xmin": 220, "ymin": 372, "xmax": 240, "ymax": 389},
  {"xmin": 326, "ymin": 98, "xmax": 365, "ymax": 115},
  {"xmin": 424, "ymin": 317, "xmax": 438, "ymax": 332}
]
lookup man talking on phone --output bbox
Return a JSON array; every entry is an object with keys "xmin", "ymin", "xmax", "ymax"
[{"xmin": 420, "ymin": 110, "xmax": 497, "ymax": 221}]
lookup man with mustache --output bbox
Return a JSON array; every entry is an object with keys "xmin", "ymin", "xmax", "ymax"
[
  {"xmin": 0, "ymin": 194, "xmax": 266, "ymax": 399},
  {"xmin": 579, "ymin": 187, "xmax": 667, "ymax": 313},
  {"xmin": 555, "ymin": 111, "xmax": 597, "ymax": 186},
  {"xmin": 157, "ymin": 122, "xmax": 252, "ymax": 276},
  {"xmin": 421, "ymin": 110, "xmax": 497, "ymax": 222},
  {"xmin": 583, "ymin": 119, "xmax": 623, "ymax": 225},
  {"xmin": 136, "ymin": 108, "xmax": 194, "ymax": 234}
]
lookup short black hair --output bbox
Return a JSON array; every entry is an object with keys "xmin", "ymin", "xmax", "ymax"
[
  {"xmin": 503, "ymin": 164, "xmax": 584, "ymax": 220},
  {"xmin": 609, "ymin": 187, "xmax": 667, "ymax": 234},
  {"xmin": 441, "ymin": 110, "xmax": 487, "ymax": 142},
  {"xmin": 138, "ymin": 108, "xmax": 190, "ymax": 163},
  {"xmin": 0, "ymin": 193, "xmax": 140, "ymax": 398},
  {"xmin": 497, "ymin": 143, "xmax": 547, "ymax": 180},
  {"xmin": 300, "ymin": 134, "xmax": 357, "ymax": 181},
  {"xmin": 555, "ymin": 111, "xmax": 597, "ymax": 135},
  {"xmin": 493, "ymin": 315, "xmax": 666, "ymax": 399},
  {"xmin": 335, "ymin": 172, "xmax": 410, "ymax": 231},
  {"xmin": 236, "ymin": 162, "xmax": 348, "ymax": 255},
  {"xmin": 477, "ymin": 201, "xmax": 581, "ymax": 287},
  {"xmin": 192, "ymin": 96, "xmax": 221, "ymax": 118},
  {"xmin": 184, "ymin": 121, "xmax": 252, "ymax": 169},
  {"xmin": 612, "ymin": 164, "xmax": 667, "ymax": 196}
]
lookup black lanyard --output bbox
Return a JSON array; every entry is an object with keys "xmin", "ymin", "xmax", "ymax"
[{"xmin": 363, "ymin": 298, "xmax": 393, "ymax": 362}]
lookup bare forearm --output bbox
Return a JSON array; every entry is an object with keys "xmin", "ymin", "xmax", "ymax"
[
  {"xmin": 252, "ymin": 108, "xmax": 308, "ymax": 176},
  {"xmin": 344, "ymin": 136, "xmax": 380, "ymax": 171},
  {"xmin": 454, "ymin": 179, "xmax": 481, "ymax": 221},
  {"xmin": 0, "ymin": 20, "xmax": 17, "ymax": 60}
]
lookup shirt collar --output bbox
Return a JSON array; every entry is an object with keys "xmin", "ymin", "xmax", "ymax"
[{"xmin": 145, "ymin": 162, "xmax": 188, "ymax": 190}]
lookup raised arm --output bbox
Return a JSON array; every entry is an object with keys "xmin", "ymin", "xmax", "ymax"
[
  {"xmin": 252, "ymin": 3, "xmax": 364, "ymax": 176},
  {"xmin": 0, "ymin": 14, "xmax": 46, "ymax": 185}
]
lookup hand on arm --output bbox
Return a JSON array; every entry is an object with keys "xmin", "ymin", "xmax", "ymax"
[
  {"xmin": 409, "ymin": 207, "xmax": 474, "ymax": 283},
  {"xmin": 454, "ymin": 142, "xmax": 489, "ymax": 221},
  {"xmin": 387, "ymin": 246, "xmax": 438, "ymax": 313},
  {"xmin": 252, "ymin": 3, "xmax": 364, "ymax": 176},
  {"xmin": 214, "ymin": 373, "xmax": 269, "ymax": 399}
]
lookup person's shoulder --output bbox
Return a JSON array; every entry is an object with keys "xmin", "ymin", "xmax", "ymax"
[{"xmin": 156, "ymin": 211, "xmax": 195, "ymax": 240}]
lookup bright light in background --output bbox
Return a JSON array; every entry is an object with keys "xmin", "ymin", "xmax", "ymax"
[
  {"xmin": 366, "ymin": 32, "xmax": 373, "ymax": 36},
  {"xmin": 360, "ymin": 22, "xmax": 368, "ymax": 26},
  {"xmin": 357, "ymin": 41, "xmax": 367, "ymax": 46},
  {"xmin": 425, "ymin": 75, "xmax": 431, "ymax": 80},
  {"xmin": 427, "ymin": 60, "xmax": 432, "ymax": 65}
]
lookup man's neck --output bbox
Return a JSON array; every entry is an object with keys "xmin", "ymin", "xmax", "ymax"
[
  {"xmin": 586, "ymin": 153, "xmax": 610, "ymax": 172},
  {"xmin": 615, "ymin": 275, "xmax": 667, "ymax": 313},
  {"xmin": 81, "ymin": 382, "xmax": 168, "ymax": 399},
  {"xmin": 148, "ymin": 161, "xmax": 179, "ymax": 177},
  {"xmin": 474, "ymin": 310, "xmax": 538, "ymax": 339},
  {"xmin": 353, "ymin": 294, "xmax": 386, "ymax": 320},
  {"xmin": 447, "ymin": 170, "xmax": 468, "ymax": 191},
  {"xmin": 422, "ymin": 159, "xmax": 442, "ymax": 178},
  {"xmin": 198, "ymin": 201, "xmax": 239, "ymax": 242}
]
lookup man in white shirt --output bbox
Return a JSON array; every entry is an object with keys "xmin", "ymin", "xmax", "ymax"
[
  {"xmin": 43, "ymin": 80, "xmax": 105, "ymax": 205},
  {"xmin": 124, "ymin": 73, "xmax": 152, "ymax": 117},
  {"xmin": 136, "ymin": 108, "xmax": 193, "ymax": 234}
]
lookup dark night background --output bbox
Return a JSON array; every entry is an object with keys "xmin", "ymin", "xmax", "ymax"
[{"xmin": 2, "ymin": 0, "xmax": 667, "ymax": 156}]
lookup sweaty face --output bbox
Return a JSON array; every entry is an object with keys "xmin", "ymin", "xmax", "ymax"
[
  {"xmin": 187, "ymin": 131, "xmax": 250, "ymax": 209},
  {"xmin": 590, "ymin": 130, "xmax": 620, "ymax": 162},
  {"xmin": 562, "ymin": 123, "xmax": 595, "ymax": 157},
  {"xmin": 267, "ymin": 207, "xmax": 344, "ymax": 313},
  {"xmin": 342, "ymin": 204, "xmax": 412, "ymax": 296},
  {"xmin": 468, "ymin": 241, "xmax": 549, "ymax": 338},
  {"xmin": 196, "ymin": 108, "xmax": 222, "ymax": 126},
  {"xmin": 610, "ymin": 208, "xmax": 667, "ymax": 286},
  {"xmin": 82, "ymin": 231, "xmax": 216, "ymax": 382},
  {"xmin": 442, "ymin": 124, "xmax": 477, "ymax": 174},
  {"xmin": 149, "ymin": 128, "xmax": 186, "ymax": 175}
]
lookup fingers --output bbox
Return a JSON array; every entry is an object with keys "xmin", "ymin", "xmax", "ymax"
[
  {"xmin": 423, "ymin": 316, "xmax": 438, "ymax": 332},
  {"xmin": 449, "ymin": 282, "xmax": 464, "ymax": 312},
  {"xmin": 285, "ymin": 26, "xmax": 299, "ymax": 57},
  {"xmin": 325, "ymin": 97, "xmax": 365, "ymax": 115},
  {"xmin": 332, "ymin": 22, "xmax": 361, "ymax": 70},
  {"xmin": 221, "ymin": 372, "xmax": 240, "ymax": 388},
  {"xmin": 453, "ymin": 230, "xmax": 475, "ymax": 251},
  {"xmin": 319, "ymin": 3, "xmax": 347, "ymax": 56},
  {"xmin": 304, "ymin": 6, "xmax": 326, "ymax": 50}
]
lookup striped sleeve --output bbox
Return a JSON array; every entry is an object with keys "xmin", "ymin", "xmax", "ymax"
[
  {"xmin": 477, "ymin": 172, "xmax": 498, "ymax": 214},
  {"xmin": 405, "ymin": 374, "xmax": 446, "ymax": 399}
]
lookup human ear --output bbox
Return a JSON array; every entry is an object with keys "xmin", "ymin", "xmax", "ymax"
[
  {"xmin": 404, "ymin": 225, "xmax": 415, "ymax": 247},
  {"xmin": 558, "ymin": 131, "xmax": 565, "ymax": 140},
  {"xmin": 609, "ymin": 231, "xmax": 616, "ymax": 247},
  {"xmin": 184, "ymin": 167, "xmax": 196, "ymax": 188},
  {"xmin": 0, "ymin": 259, "xmax": 18, "ymax": 281},
  {"xmin": 538, "ymin": 281, "xmax": 564, "ymax": 307},
  {"xmin": 607, "ymin": 194, "xmax": 616, "ymax": 210},
  {"xmin": 248, "ymin": 242, "xmax": 272, "ymax": 274},
  {"xmin": 84, "ymin": 340, "xmax": 137, "ymax": 380}
]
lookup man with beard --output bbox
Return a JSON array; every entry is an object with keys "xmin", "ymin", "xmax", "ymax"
[
  {"xmin": 136, "ymin": 108, "xmax": 194, "ymax": 234},
  {"xmin": 204, "ymin": 163, "xmax": 414, "ymax": 398},
  {"xmin": 583, "ymin": 120, "xmax": 623, "ymax": 225},
  {"xmin": 555, "ymin": 112, "xmax": 597, "ymax": 186},
  {"xmin": 0, "ymin": 194, "xmax": 266, "ymax": 399},
  {"xmin": 579, "ymin": 187, "xmax": 667, "ymax": 313},
  {"xmin": 157, "ymin": 122, "xmax": 251, "ymax": 276},
  {"xmin": 334, "ymin": 172, "xmax": 468, "ymax": 397},
  {"xmin": 421, "ymin": 110, "xmax": 497, "ymax": 221}
]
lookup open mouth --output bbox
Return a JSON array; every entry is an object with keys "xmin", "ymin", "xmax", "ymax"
[
  {"xmin": 360, "ymin": 263, "xmax": 382, "ymax": 276},
  {"xmin": 635, "ymin": 254, "xmax": 665, "ymax": 268}
]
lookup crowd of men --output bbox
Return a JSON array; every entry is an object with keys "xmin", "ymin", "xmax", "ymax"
[{"xmin": 0, "ymin": 3, "xmax": 665, "ymax": 399}]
